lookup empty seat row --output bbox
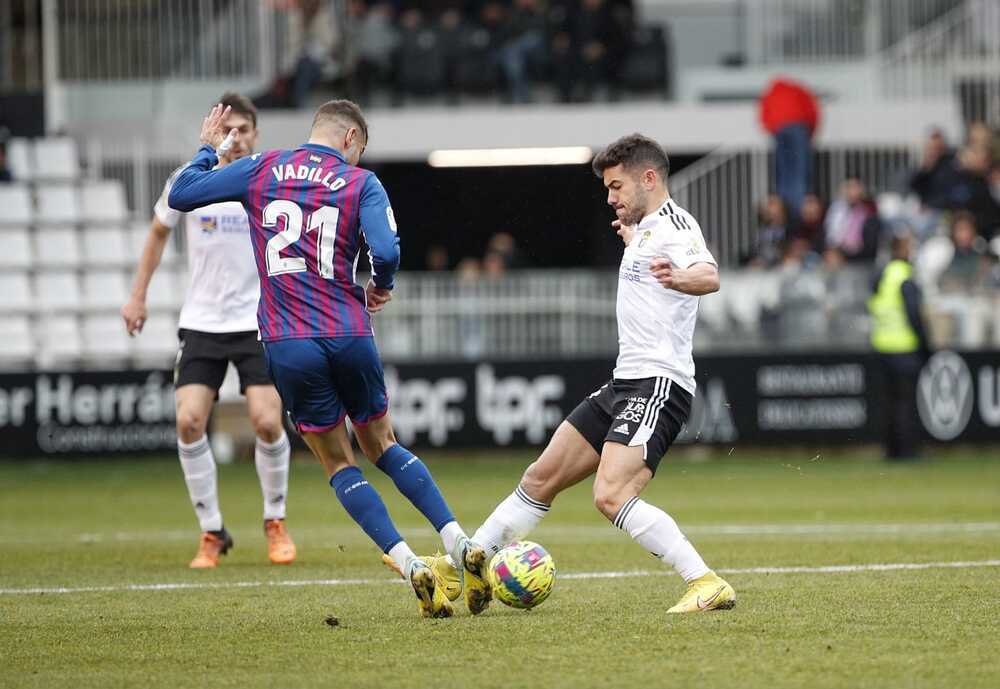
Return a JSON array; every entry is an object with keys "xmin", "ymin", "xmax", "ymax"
[
  {"xmin": 0, "ymin": 181, "xmax": 129, "ymax": 225},
  {"xmin": 0, "ymin": 226, "xmax": 179, "ymax": 269},
  {"xmin": 0, "ymin": 313, "xmax": 179, "ymax": 367},
  {"xmin": 6, "ymin": 137, "xmax": 80, "ymax": 182},
  {"xmin": 0, "ymin": 269, "xmax": 187, "ymax": 312}
]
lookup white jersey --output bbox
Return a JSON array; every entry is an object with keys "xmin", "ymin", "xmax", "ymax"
[
  {"xmin": 614, "ymin": 198, "xmax": 716, "ymax": 393},
  {"xmin": 154, "ymin": 167, "xmax": 260, "ymax": 333}
]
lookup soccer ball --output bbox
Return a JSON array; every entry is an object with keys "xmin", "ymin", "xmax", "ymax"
[{"xmin": 488, "ymin": 540, "xmax": 555, "ymax": 609}]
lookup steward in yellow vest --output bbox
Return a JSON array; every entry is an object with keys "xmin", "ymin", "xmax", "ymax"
[{"xmin": 867, "ymin": 234, "xmax": 931, "ymax": 460}]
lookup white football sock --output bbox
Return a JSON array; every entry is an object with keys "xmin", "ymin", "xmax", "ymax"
[
  {"xmin": 255, "ymin": 433, "xmax": 290, "ymax": 521},
  {"xmin": 472, "ymin": 485, "xmax": 550, "ymax": 557},
  {"xmin": 177, "ymin": 436, "xmax": 223, "ymax": 532},
  {"xmin": 388, "ymin": 541, "xmax": 419, "ymax": 575},
  {"xmin": 614, "ymin": 497, "xmax": 709, "ymax": 582},
  {"xmin": 439, "ymin": 520, "xmax": 466, "ymax": 563}
]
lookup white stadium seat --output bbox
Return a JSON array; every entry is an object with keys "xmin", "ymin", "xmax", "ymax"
[
  {"xmin": 82, "ymin": 314, "xmax": 131, "ymax": 359},
  {"xmin": 32, "ymin": 137, "xmax": 80, "ymax": 181},
  {"xmin": 35, "ymin": 185, "xmax": 82, "ymax": 225},
  {"xmin": 82, "ymin": 271, "xmax": 128, "ymax": 310},
  {"xmin": 36, "ymin": 271, "xmax": 82, "ymax": 311},
  {"xmin": 0, "ymin": 228, "xmax": 34, "ymax": 270},
  {"xmin": 0, "ymin": 315, "xmax": 35, "ymax": 363},
  {"xmin": 33, "ymin": 227, "xmax": 81, "ymax": 268},
  {"xmin": 80, "ymin": 180, "xmax": 128, "ymax": 223},
  {"xmin": 36, "ymin": 315, "xmax": 83, "ymax": 366},
  {"xmin": 6, "ymin": 138, "xmax": 34, "ymax": 181},
  {"xmin": 82, "ymin": 227, "xmax": 130, "ymax": 267},
  {"xmin": 0, "ymin": 272, "xmax": 33, "ymax": 311},
  {"xmin": 132, "ymin": 314, "xmax": 179, "ymax": 365},
  {"xmin": 0, "ymin": 184, "xmax": 34, "ymax": 226}
]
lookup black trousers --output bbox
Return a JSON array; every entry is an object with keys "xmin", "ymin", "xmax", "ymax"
[{"xmin": 877, "ymin": 352, "xmax": 923, "ymax": 460}]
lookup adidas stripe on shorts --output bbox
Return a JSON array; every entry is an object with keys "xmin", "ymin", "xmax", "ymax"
[{"xmin": 565, "ymin": 377, "xmax": 693, "ymax": 475}]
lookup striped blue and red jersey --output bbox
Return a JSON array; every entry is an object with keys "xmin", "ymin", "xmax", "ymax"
[{"xmin": 168, "ymin": 143, "xmax": 400, "ymax": 341}]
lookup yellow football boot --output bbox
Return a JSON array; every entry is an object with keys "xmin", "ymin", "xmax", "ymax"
[
  {"xmin": 456, "ymin": 539, "xmax": 492, "ymax": 616},
  {"xmin": 666, "ymin": 571, "xmax": 736, "ymax": 614},
  {"xmin": 408, "ymin": 560, "xmax": 454, "ymax": 619},
  {"xmin": 381, "ymin": 552, "xmax": 462, "ymax": 602}
]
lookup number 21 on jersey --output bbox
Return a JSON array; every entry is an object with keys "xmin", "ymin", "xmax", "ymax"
[{"xmin": 263, "ymin": 200, "xmax": 339, "ymax": 278}]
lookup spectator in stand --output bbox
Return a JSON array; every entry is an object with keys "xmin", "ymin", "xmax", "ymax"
[
  {"xmin": 0, "ymin": 141, "xmax": 12, "ymax": 183},
  {"xmin": 824, "ymin": 178, "xmax": 880, "ymax": 263},
  {"xmin": 425, "ymin": 245, "xmax": 450, "ymax": 271},
  {"xmin": 486, "ymin": 231, "xmax": 528, "ymax": 269},
  {"xmin": 939, "ymin": 212, "xmax": 992, "ymax": 292},
  {"xmin": 909, "ymin": 127, "xmax": 956, "ymax": 209},
  {"xmin": 758, "ymin": 77, "xmax": 820, "ymax": 218},
  {"xmin": 794, "ymin": 192, "xmax": 826, "ymax": 251},
  {"xmin": 282, "ymin": 0, "xmax": 340, "ymax": 108},
  {"xmin": 868, "ymin": 232, "xmax": 932, "ymax": 461},
  {"xmin": 348, "ymin": 1, "xmax": 399, "ymax": 105},
  {"xmin": 550, "ymin": 0, "xmax": 630, "ymax": 103},
  {"xmin": 483, "ymin": 250, "xmax": 508, "ymax": 278},
  {"xmin": 951, "ymin": 145, "xmax": 1000, "ymax": 239},
  {"xmin": 746, "ymin": 194, "xmax": 790, "ymax": 268},
  {"xmin": 498, "ymin": 0, "xmax": 547, "ymax": 103}
]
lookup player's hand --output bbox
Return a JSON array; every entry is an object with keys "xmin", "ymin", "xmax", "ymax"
[
  {"xmin": 613, "ymin": 219, "xmax": 635, "ymax": 246},
  {"xmin": 365, "ymin": 280, "xmax": 392, "ymax": 313},
  {"xmin": 121, "ymin": 297, "xmax": 148, "ymax": 336},
  {"xmin": 199, "ymin": 103, "xmax": 238, "ymax": 152},
  {"xmin": 650, "ymin": 257, "xmax": 675, "ymax": 289}
]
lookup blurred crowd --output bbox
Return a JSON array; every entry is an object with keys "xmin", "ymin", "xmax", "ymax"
[
  {"xmin": 743, "ymin": 120, "xmax": 1000, "ymax": 349},
  {"xmin": 262, "ymin": 0, "xmax": 660, "ymax": 108},
  {"xmin": 424, "ymin": 232, "xmax": 527, "ymax": 280}
]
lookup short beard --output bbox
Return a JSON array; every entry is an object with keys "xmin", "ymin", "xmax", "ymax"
[{"xmin": 621, "ymin": 188, "xmax": 649, "ymax": 226}]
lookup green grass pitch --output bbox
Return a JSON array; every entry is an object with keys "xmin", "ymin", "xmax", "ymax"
[{"xmin": 2, "ymin": 448, "xmax": 999, "ymax": 689}]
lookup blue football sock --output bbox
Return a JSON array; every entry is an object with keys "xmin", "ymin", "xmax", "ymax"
[
  {"xmin": 376, "ymin": 444, "xmax": 456, "ymax": 531},
  {"xmin": 329, "ymin": 466, "xmax": 403, "ymax": 554}
]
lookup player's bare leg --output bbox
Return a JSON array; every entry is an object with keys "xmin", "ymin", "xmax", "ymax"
[
  {"xmin": 471, "ymin": 421, "xmax": 601, "ymax": 558},
  {"xmin": 304, "ymin": 422, "xmax": 452, "ymax": 618},
  {"xmin": 175, "ymin": 384, "xmax": 233, "ymax": 568},
  {"xmin": 593, "ymin": 443, "xmax": 735, "ymax": 613},
  {"xmin": 246, "ymin": 385, "xmax": 295, "ymax": 564},
  {"xmin": 356, "ymin": 414, "xmax": 491, "ymax": 614}
]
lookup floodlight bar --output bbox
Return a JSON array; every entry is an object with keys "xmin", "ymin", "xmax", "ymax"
[{"xmin": 427, "ymin": 146, "xmax": 594, "ymax": 168}]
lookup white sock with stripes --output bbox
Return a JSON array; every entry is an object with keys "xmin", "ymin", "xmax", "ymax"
[
  {"xmin": 472, "ymin": 485, "xmax": 550, "ymax": 557},
  {"xmin": 255, "ymin": 433, "xmax": 291, "ymax": 521},
  {"xmin": 614, "ymin": 497, "xmax": 709, "ymax": 582},
  {"xmin": 177, "ymin": 436, "xmax": 223, "ymax": 532}
]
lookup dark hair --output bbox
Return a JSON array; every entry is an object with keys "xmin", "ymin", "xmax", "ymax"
[
  {"xmin": 951, "ymin": 210, "xmax": 977, "ymax": 231},
  {"xmin": 217, "ymin": 92, "xmax": 258, "ymax": 129},
  {"xmin": 592, "ymin": 133, "xmax": 670, "ymax": 180},
  {"xmin": 312, "ymin": 99, "xmax": 369, "ymax": 142}
]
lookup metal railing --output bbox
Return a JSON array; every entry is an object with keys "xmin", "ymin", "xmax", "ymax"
[
  {"xmin": 877, "ymin": 0, "xmax": 1000, "ymax": 124},
  {"xmin": 745, "ymin": 0, "xmax": 965, "ymax": 64},
  {"xmin": 667, "ymin": 144, "xmax": 917, "ymax": 266},
  {"xmin": 45, "ymin": 0, "xmax": 277, "ymax": 81}
]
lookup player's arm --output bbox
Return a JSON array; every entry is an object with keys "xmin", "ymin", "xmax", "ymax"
[
  {"xmin": 168, "ymin": 147, "xmax": 254, "ymax": 211},
  {"xmin": 651, "ymin": 259, "xmax": 720, "ymax": 295},
  {"xmin": 122, "ymin": 217, "xmax": 172, "ymax": 335},
  {"xmin": 359, "ymin": 174, "xmax": 401, "ymax": 312},
  {"xmin": 168, "ymin": 104, "xmax": 253, "ymax": 211},
  {"xmin": 650, "ymin": 221, "xmax": 720, "ymax": 295},
  {"xmin": 122, "ymin": 171, "xmax": 184, "ymax": 335}
]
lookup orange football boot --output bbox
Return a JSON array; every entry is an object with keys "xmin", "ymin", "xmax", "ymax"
[
  {"xmin": 265, "ymin": 519, "xmax": 297, "ymax": 565},
  {"xmin": 189, "ymin": 529, "xmax": 233, "ymax": 569}
]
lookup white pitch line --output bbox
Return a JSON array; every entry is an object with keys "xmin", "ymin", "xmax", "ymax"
[
  {"xmin": 3, "ymin": 559, "xmax": 999, "ymax": 597},
  {"xmin": 10, "ymin": 521, "xmax": 995, "ymax": 546}
]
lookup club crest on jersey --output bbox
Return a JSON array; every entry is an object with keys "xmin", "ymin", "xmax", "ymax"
[
  {"xmin": 638, "ymin": 230, "xmax": 652, "ymax": 248},
  {"xmin": 199, "ymin": 216, "xmax": 217, "ymax": 235}
]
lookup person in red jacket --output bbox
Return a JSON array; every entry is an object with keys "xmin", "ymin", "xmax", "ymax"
[{"xmin": 759, "ymin": 77, "xmax": 820, "ymax": 218}]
